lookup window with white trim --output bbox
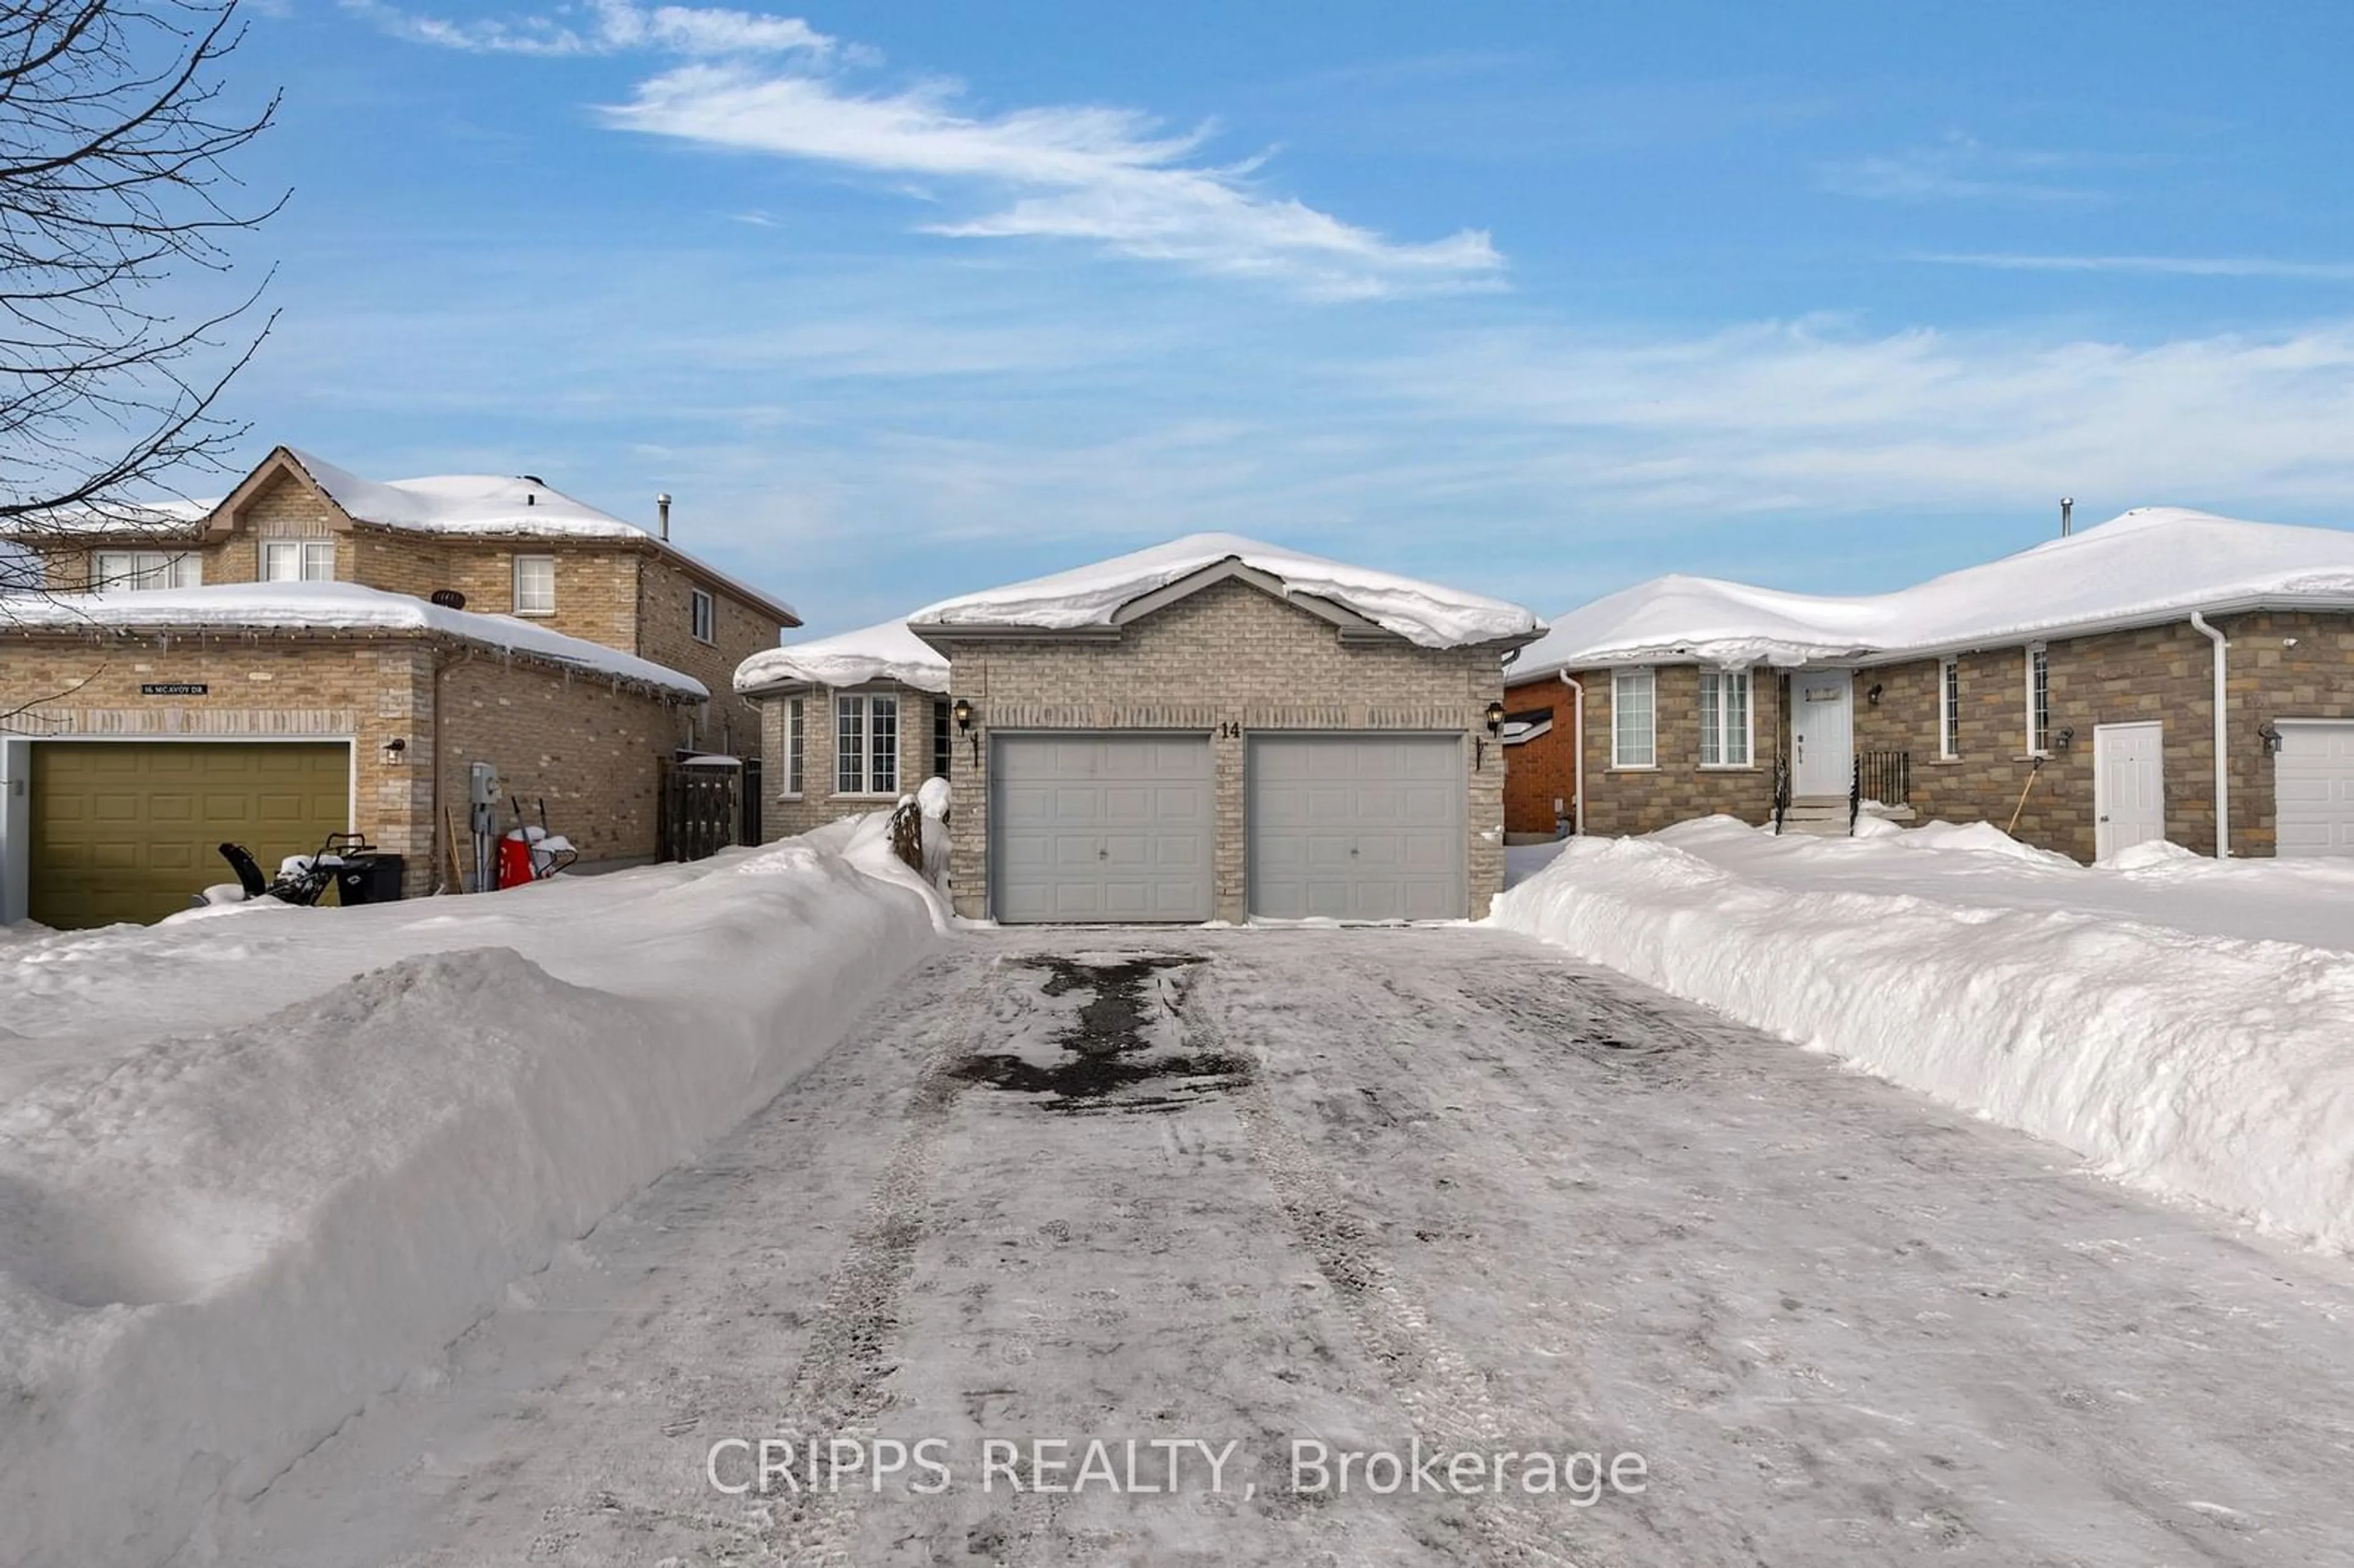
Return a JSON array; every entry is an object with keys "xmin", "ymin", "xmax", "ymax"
[
  {"xmin": 1612, "ymin": 668, "xmax": 1656, "ymax": 768},
  {"xmin": 260, "ymin": 539, "xmax": 336, "ymax": 582},
  {"xmin": 91, "ymin": 550, "xmax": 199, "ymax": 591},
  {"xmin": 2027, "ymin": 644, "xmax": 2051, "ymax": 755},
  {"xmin": 836, "ymin": 693, "xmax": 898, "ymax": 794},
  {"xmin": 512, "ymin": 554, "xmax": 555, "ymax": 615},
  {"xmin": 1939, "ymin": 657, "xmax": 1961, "ymax": 759},
  {"xmin": 784, "ymin": 698, "xmax": 805, "ymax": 795},
  {"xmin": 1698, "ymin": 669, "xmax": 1752, "ymax": 767},
  {"xmin": 689, "ymin": 587, "xmax": 715, "ymax": 644}
]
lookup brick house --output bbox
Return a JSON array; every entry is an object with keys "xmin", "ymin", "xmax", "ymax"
[
  {"xmin": 1, "ymin": 447, "xmax": 798, "ymax": 926},
  {"xmin": 734, "ymin": 618, "xmax": 956, "ymax": 840},
  {"xmin": 901, "ymin": 535, "xmax": 1542, "ymax": 923},
  {"xmin": 1510, "ymin": 508, "xmax": 2354, "ymax": 861}
]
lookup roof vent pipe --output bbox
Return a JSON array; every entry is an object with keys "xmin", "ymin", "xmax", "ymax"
[
  {"xmin": 657, "ymin": 493, "xmax": 672, "ymax": 541},
  {"xmin": 2060, "ymin": 496, "xmax": 2074, "ymax": 536}
]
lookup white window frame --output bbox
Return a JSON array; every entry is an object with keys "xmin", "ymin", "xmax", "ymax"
[
  {"xmin": 835, "ymin": 693, "xmax": 899, "ymax": 796},
  {"xmin": 1938, "ymin": 657, "xmax": 1961, "ymax": 759},
  {"xmin": 260, "ymin": 539, "xmax": 336, "ymax": 582},
  {"xmin": 783, "ymin": 698, "xmax": 805, "ymax": 797},
  {"xmin": 2026, "ymin": 643, "xmax": 2051, "ymax": 756},
  {"xmin": 689, "ymin": 587, "xmax": 715, "ymax": 644},
  {"xmin": 512, "ymin": 554, "xmax": 556, "ymax": 616},
  {"xmin": 1697, "ymin": 668, "xmax": 1753, "ymax": 768},
  {"xmin": 1612, "ymin": 667, "xmax": 1657, "ymax": 769},
  {"xmin": 91, "ymin": 549, "xmax": 200, "ymax": 591}
]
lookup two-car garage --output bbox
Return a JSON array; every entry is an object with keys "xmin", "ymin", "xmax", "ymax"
[
  {"xmin": 14, "ymin": 741, "xmax": 350, "ymax": 927},
  {"xmin": 988, "ymin": 731, "xmax": 1466, "ymax": 923}
]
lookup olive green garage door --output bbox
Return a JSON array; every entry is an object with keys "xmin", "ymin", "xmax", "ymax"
[
  {"xmin": 1247, "ymin": 734, "xmax": 1465, "ymax": 921},
  {"xmin": 30, "ymin": 742, "xmax": 349, "ymax": 927}
]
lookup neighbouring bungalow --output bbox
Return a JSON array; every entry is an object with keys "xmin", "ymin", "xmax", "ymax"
[
  {"xmin": 1504, "ymin": 506, "xmax": 2354, "ymax": 861},
  {"xmin": 901, "ymin": 534, "xmax": 1542, "ymax": 924},
  {"xmin": 0, "ymin": 447, "xmax": 799, "ymax": 926}
]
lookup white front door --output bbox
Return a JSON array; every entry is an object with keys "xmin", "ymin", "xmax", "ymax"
[
  {"xmin": 2094, "ymin": 721, "xmax": 2166, "ymax": 860},
  {"xmin": 1791, "ymin": 674, "xmax": 1854, "ymax": 797}
]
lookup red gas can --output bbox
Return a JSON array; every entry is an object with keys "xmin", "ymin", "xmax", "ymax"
[{"xmin": 497, "ymin": 835, "xmax": 536, "ymax": 890}]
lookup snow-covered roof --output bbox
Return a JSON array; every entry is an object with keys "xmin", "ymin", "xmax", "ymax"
[
  {"xmin": 1512, "ymin": 507, "xmax": 2354, "ymax": 679},
  {"xmin": 0, "ymin": 582, "xmax": 709, "ymax": 698},
  {"xmin": 908, "ymin": 532, "xmax": 1542, "ymax": 652},
  {"xmin": 734, "ymin": 617, "xmax": 951, "ymax": 696},
  {"xmin": 282, "ymin": 448, "xmax": 649, "ymax": 541}
]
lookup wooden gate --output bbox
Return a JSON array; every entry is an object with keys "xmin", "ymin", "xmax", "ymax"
[{"xmin": 659, "ymin": 760, "xmax": 738, "ymax": 862}]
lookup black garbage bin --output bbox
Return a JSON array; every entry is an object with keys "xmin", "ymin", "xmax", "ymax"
[{"xmin": 333, "ymin": 853, "xmax": 406, "ymax": 906}]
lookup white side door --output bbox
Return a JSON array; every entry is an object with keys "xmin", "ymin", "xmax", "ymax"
[
  {"xmin": 1791, "ymin": 674, "xmax": 1854, "ymax": 797},
  {"xmin": 2093, "ymin": 721, "xmax": 2166, "ymax": 860}
]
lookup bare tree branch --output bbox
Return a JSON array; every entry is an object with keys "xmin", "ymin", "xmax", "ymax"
[{"xmin": 0, "ymin": 0, "xmax": 282, "ymax": 547}]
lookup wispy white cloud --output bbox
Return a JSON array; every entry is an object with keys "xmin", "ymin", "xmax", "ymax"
[
  {"xmin": 1822, "ymin": 133, "xmax": 2112, "ymax": 204},
  {"xmin": 341, "ymin": 0, "xmax": 831, "ymax": 58},
  {"xmin": 1921, "ymin": 253, "xmax": 2354, "ymax": 281},
  {"xmin": 601, "ymin": 65, "xmax": 1503, "ymax": 297}
]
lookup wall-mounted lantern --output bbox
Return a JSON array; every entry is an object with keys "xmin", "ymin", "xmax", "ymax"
[
  {"xmin": 952, "ymin": 697, "xmax": 978, "ymax": 765},
  {"xmin": 381, "ymin": 736, "xmax": 408, "ymax": 764},
  {"xmin": 1484, "ymin": 700, "xmax": 1506, "ymax": 735},
  {"xmin": 2260, "ymin": 718, "xmax": 2284, "ymax": 755},
  {"xmin": 1866, "ymin": 682, "xmax": 1884, "ymax": 706}
]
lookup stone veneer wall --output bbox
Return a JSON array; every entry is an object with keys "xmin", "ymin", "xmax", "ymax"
[
  {"xmin": 1852, "ymin": 610, "xmax": 2354, "ymax": 860},
  {"xmin": 1571, "ymin": 664, "xmax": 1784, "ymax": 837},
  {"xmin": 932, "ymin": 577, "xmax": 1510, "ymax": 923}
]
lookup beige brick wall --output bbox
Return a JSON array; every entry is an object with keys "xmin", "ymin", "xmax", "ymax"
[
  {"xmin": 5, "ymin": 631, "xmax": 693, "ymax": 904},
  {"xmin": 756, "ymin": 683, "xmax": 945, "ymax": 840},
  {"xmin": 0, "ymin": 635, "xmax": 433, "ymax": 891},
  {"xmin": 635, "ymin": 555, "xmax": 784, "ymax": 755},
  {"xmin": 1853, "ymin": 611, "xmax": 2354, "ymax": 860},
  {"xmin": 436, "ymin": 653, "xmax": 684, "ymax": 870},
  {"xmin": 1570, "ymin": 664, "xmax": 1784, "ymax": 835},
  {"xmin": 931, "ymin": 578, "xmax": 1508, "ymax": 923}
]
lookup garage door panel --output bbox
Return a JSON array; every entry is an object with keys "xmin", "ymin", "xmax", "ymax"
[
  {"xmin": 2276, "ymin": 721, "xmax": 2354, "ymax": 858},
  {"xmin": 1249, "ymin": 735, "xmax": 1465, "ymax": 921},
  {"xmin": 991, "ymin": 734, "xmax": 1213, "ymax": 923},
  {"xmin": 31, "ymin": 742, "xmax": 350, "ymax": 929}
]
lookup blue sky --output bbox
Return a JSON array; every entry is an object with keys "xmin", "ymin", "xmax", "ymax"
[{"xmin": 196, "ymin": 0, "xmax": 2354, "ymax": 633}]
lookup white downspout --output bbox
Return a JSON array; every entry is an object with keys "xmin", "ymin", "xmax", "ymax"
[
  {"xmin": 1558, "ymin": 671, "xmax": 1585, "ymax": 837},
  {"xmin": 2189, "ymin": 612, "xmax": 2228, "ymax": 859}
]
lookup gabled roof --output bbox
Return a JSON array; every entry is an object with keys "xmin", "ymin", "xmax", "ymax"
[
  {"xmin": 734, "ymin": 617, "xmax": 952, "ymax": 696},
  {"xmin": 6, "ymin": 447, "xmax": 801, "ymax": 627},
  {"xmin": 907, "ymin": 532, "xmax": 1542, "ymax": 652},
  {"xmin": 1510, "ymin": 506, "xmax": 2354, "ymax": 680},
  {"xmin": 0, "ymin": 581, "xmax": 709, "ymax": 699}
]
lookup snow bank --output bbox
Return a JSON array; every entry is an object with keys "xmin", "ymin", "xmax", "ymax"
[
  {"xmin": 1513, "ymin": 506, "xmax": 2354, "ymax": 674},
  {"xmin": 734, "ymin": 615, "xmax": 951, "ymax": 695},
  {"xmin": 0, "ymin": 580, "xmax": 708, "ymax": 697},
  {"xmin": 910, "ymin": 531, "xmax": 1541, "ymax": 650},
  {"xmin": 1493, "ymin": 821, "xmax": 2354, "ymax": 1255},
  {"xmin": 0, "ymin": 829, "xmax": 940, "ymax": 1567}
]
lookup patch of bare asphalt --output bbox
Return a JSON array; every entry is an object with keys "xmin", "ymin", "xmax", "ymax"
[{"xmin": 945, "ymin": 953, "xmax": 1254, "ymax": 1113}]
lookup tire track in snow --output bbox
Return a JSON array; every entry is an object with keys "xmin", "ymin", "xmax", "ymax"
[{"xmin": 1199, "ymin": 965, "xmax": 1598, "ymax": 1568}]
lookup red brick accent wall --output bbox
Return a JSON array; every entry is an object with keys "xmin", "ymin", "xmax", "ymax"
[{"xmin": 1501, "ymin": 683, "xmax": 1579, "ymax": 834}]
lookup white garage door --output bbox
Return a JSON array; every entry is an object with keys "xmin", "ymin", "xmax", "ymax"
[
  {"xmin": 1249, "ymin": 734, "xmax": 1465, "ymax": 921},
  {"xmin": 2276, "ymin": 721, "xmax": 2354, "ymax": 857},
  {"xmin": 990, "ymin": 734, "xmax": 1214, "ymax": 922}
]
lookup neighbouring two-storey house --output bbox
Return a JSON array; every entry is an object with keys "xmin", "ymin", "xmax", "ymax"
[
  {"xmin": 1506, "ymin": 507, "xmax": 2354, "ymax": 861},
  {"xmin": 1, "ymin": 446, "xmax": 798, "ymax": 927}
]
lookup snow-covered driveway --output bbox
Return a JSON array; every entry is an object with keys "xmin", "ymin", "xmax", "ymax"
[{"xmin": 224, "ymin": 927, "xmax": 2354, "ymax": 1567}]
